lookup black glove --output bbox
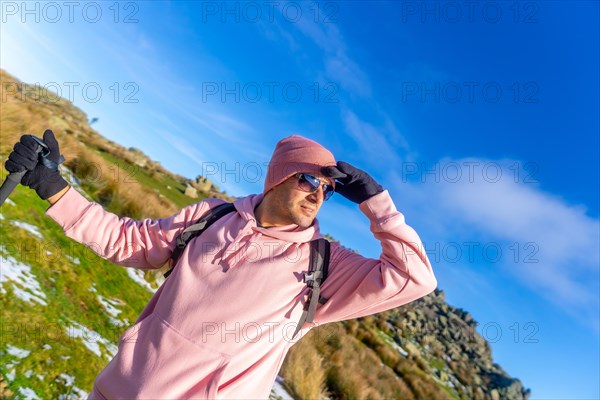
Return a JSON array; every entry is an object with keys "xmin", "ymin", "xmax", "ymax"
[
  {"xmin": 5, "ymin": 130, "xmax": 68, "ymax": 200},
  {"xmin": 323, "ymin": 161, "xmax": 383, "ymax": 204}
]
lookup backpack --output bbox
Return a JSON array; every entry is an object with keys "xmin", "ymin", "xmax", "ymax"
[{"xmin": 163, "ymin": 202, "xmax": 330, "ymax": 339}]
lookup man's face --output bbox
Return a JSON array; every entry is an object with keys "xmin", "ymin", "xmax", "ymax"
[{"xmin": 265, "ymin": 173, "xmax": 334, "ymax": 228}]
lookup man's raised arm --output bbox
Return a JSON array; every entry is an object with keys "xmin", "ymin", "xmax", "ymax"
[{"xmin": 312, "ymin": 161, "xmax": 437, "ymax": 325}]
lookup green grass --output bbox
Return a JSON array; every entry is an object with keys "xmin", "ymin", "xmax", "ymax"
[
  {"xmin": 429, "ymin": 357, "xmax": 445, "ymax": 371},
  {"xmin": 84, "ymin": 143, "xmax": 206, "ymax": 209},
  {"xmin": 0, "ymin": 131, "xmax": 215, "ymax": 397},
  {"xmin": 1, "ymin": 185, "xmax": 154, "ymax": 398},
  {"xmin": 375, "ymin": 328, "xmax": 397, "ymax": 347}
]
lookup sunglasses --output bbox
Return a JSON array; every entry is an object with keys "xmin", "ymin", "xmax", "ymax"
[{"xmin": 294, "ymin": 173, "xmax": 334, "ymax": 201}]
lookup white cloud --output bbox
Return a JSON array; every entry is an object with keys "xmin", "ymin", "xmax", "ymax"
[
  {"xmin": 342, "ymin": 109, "xmax": 407, "ymax": 168},
  {"xmin": 390, "ymin": 157, "xmax": 600, "ymax": 332},
  {"xmin": 273, "ymin": 4, "xmax": 372, "ymax": 97},
  {"xmin": 153, "ymin": 128, "xmax": 209, "ymax": 169},
  {"xmin": 324, "ymin": 51, "xmax": 371, "ymax": 98}
]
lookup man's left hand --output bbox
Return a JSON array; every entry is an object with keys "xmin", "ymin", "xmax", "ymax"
[{"xmin": 323, "ymin": 161, "xmax": 383, "ymax": 204}]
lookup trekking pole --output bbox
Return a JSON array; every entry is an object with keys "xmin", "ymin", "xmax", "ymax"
[{"xmin": 0, "ymin": 136, "xmax": 50, "ymax": 207}]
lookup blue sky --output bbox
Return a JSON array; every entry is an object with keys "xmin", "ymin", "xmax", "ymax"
[{"xmin": 1, "ymin": 1, "xmax": 598, "ymax": 398}]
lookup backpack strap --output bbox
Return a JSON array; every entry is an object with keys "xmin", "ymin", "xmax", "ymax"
[
  {"xmin": 292, "ymin": 238, "xmax": 330, "ymax": 339},
  {"xmin": 164, "ymin": 202, "xmax": 236, "ymax": 278}
]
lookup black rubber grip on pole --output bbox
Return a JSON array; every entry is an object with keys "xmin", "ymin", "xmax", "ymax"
[{"xmin": 0, "ymin": 171, "xmax": 26, "ymax": 206}]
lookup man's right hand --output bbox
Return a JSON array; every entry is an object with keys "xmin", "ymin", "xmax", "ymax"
[
  {"xmin": 323, "ymin": 161, "xmax": 384, "ymax": 204},
  {"xmin": 5, "ymin": 130, "xmax": 69, "ymax": 200}
]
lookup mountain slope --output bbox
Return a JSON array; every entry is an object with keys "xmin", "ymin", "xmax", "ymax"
[{"xmin": 0, "ymin": 70, "xmax": 529, "ymax": 399}]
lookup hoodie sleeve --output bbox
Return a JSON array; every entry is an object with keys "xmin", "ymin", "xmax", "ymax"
[
  {"xmin": 45, "ymin": 187, "xmax": 223, "ymax": 269},
  {"xmin": 313, "ymin": 190, "xmax": 437, "ymax": 325}
]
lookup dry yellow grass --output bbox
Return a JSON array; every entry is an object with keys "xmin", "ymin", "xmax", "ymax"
[
  {"xmin": 1, "ymin": 70, "xmax": 178, "ymax": 219},
  {"xmin": 280, "ymin": 329, "xmax": 328, "ymax": 399},
  {"xmin": 287, "ymin": 323, "xmax": 416, "ymax": 400}
]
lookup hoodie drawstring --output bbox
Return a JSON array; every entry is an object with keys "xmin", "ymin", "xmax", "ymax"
[{"xmin": 219, "ymin": 220, "xmax": 258, "ymax": 269}]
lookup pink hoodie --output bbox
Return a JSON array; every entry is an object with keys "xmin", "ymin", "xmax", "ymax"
[{"xmin": 46, "ymin": 187, "xmax": 437, "ymax": 399}]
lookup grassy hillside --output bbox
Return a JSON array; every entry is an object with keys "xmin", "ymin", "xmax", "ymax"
[{"xmin": 0, "ymin": 70, "xmax": 529, "ymax": 399}]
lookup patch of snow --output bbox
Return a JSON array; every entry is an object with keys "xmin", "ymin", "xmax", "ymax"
[
  {"xmin": 66, "ymin": 255, "xmax": 80, "ymax": 265},
  {"xmin": 59, "ymin": 165, "xmax": 93, "ymax": 201},
  {"xmin": 5, "ymin": 198, "xmax": 16, "ymax": 206},
  {"xmin": 390, "ymin": 341, "xmax": 409, "ymax": 357},
  {"xmin": 55, "ymin": 372, "xmax": 89, "ymax": 400},
  {"xmin": 56, "ymin": 373, "xmax": 75, "ymax": 386},
  {"xmin": 37, "ymin": 374, "xmax": 45, "ymax": 381},
  {"xmin": 24, "ymin": 370, "xmax": 34, "ymax": 378},
  {"xmin": 66, "ymin": 321, "xmax": 118, "ymax": 360},
  {"xmin": 97, "ymin": 295, "xmax": 123, "ymax": 318},
  {"xmin": 0, "ymin": 255, "xmax": 48, "ymax": 306},
  {"xmin": 126, "ymin": 268, "xmax": 156, "ymax": 293},
  {"xmin": 270, "ymin": 376, "xmax": 294, "ymax": 400},
  {"xmin": 58, "ymin": 388, "xmax": 89, "ymax": 400},
  {"xmin": 6, "ymin": 368, "xmax": 15, "ymax": 381},
  {"xmin": 6, "ymin": 344, "xmax": 31, "ymax": 358},
  {"xmin": 42, "ymin": 344, "xmax": 52, "ymax": 350},
  {"xmin": 0, "ymin": 213, "xmax": 4, "ymax": 220},
  {"xmin": 97, "ymin": 295, "xmax": 127, "ymax": 326},
  {"xmin": 17, "ymin": 387, "xmax": 40, "ymax": 400},
  {"xmin": 59, "ymin": 165, "xmax": 81, "ymax": 187},
  {"xmin": 448, "ymin": 373, "xmax": 459, "ymax": 386},
  {"xmin": 11, "ymin": 221, "xmax": 43, "ymax": 239}
]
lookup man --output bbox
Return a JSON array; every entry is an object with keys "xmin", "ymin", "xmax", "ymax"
[{"xmin": 5, "ymin": 130, "xmax": 437, "ymax": 399}]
